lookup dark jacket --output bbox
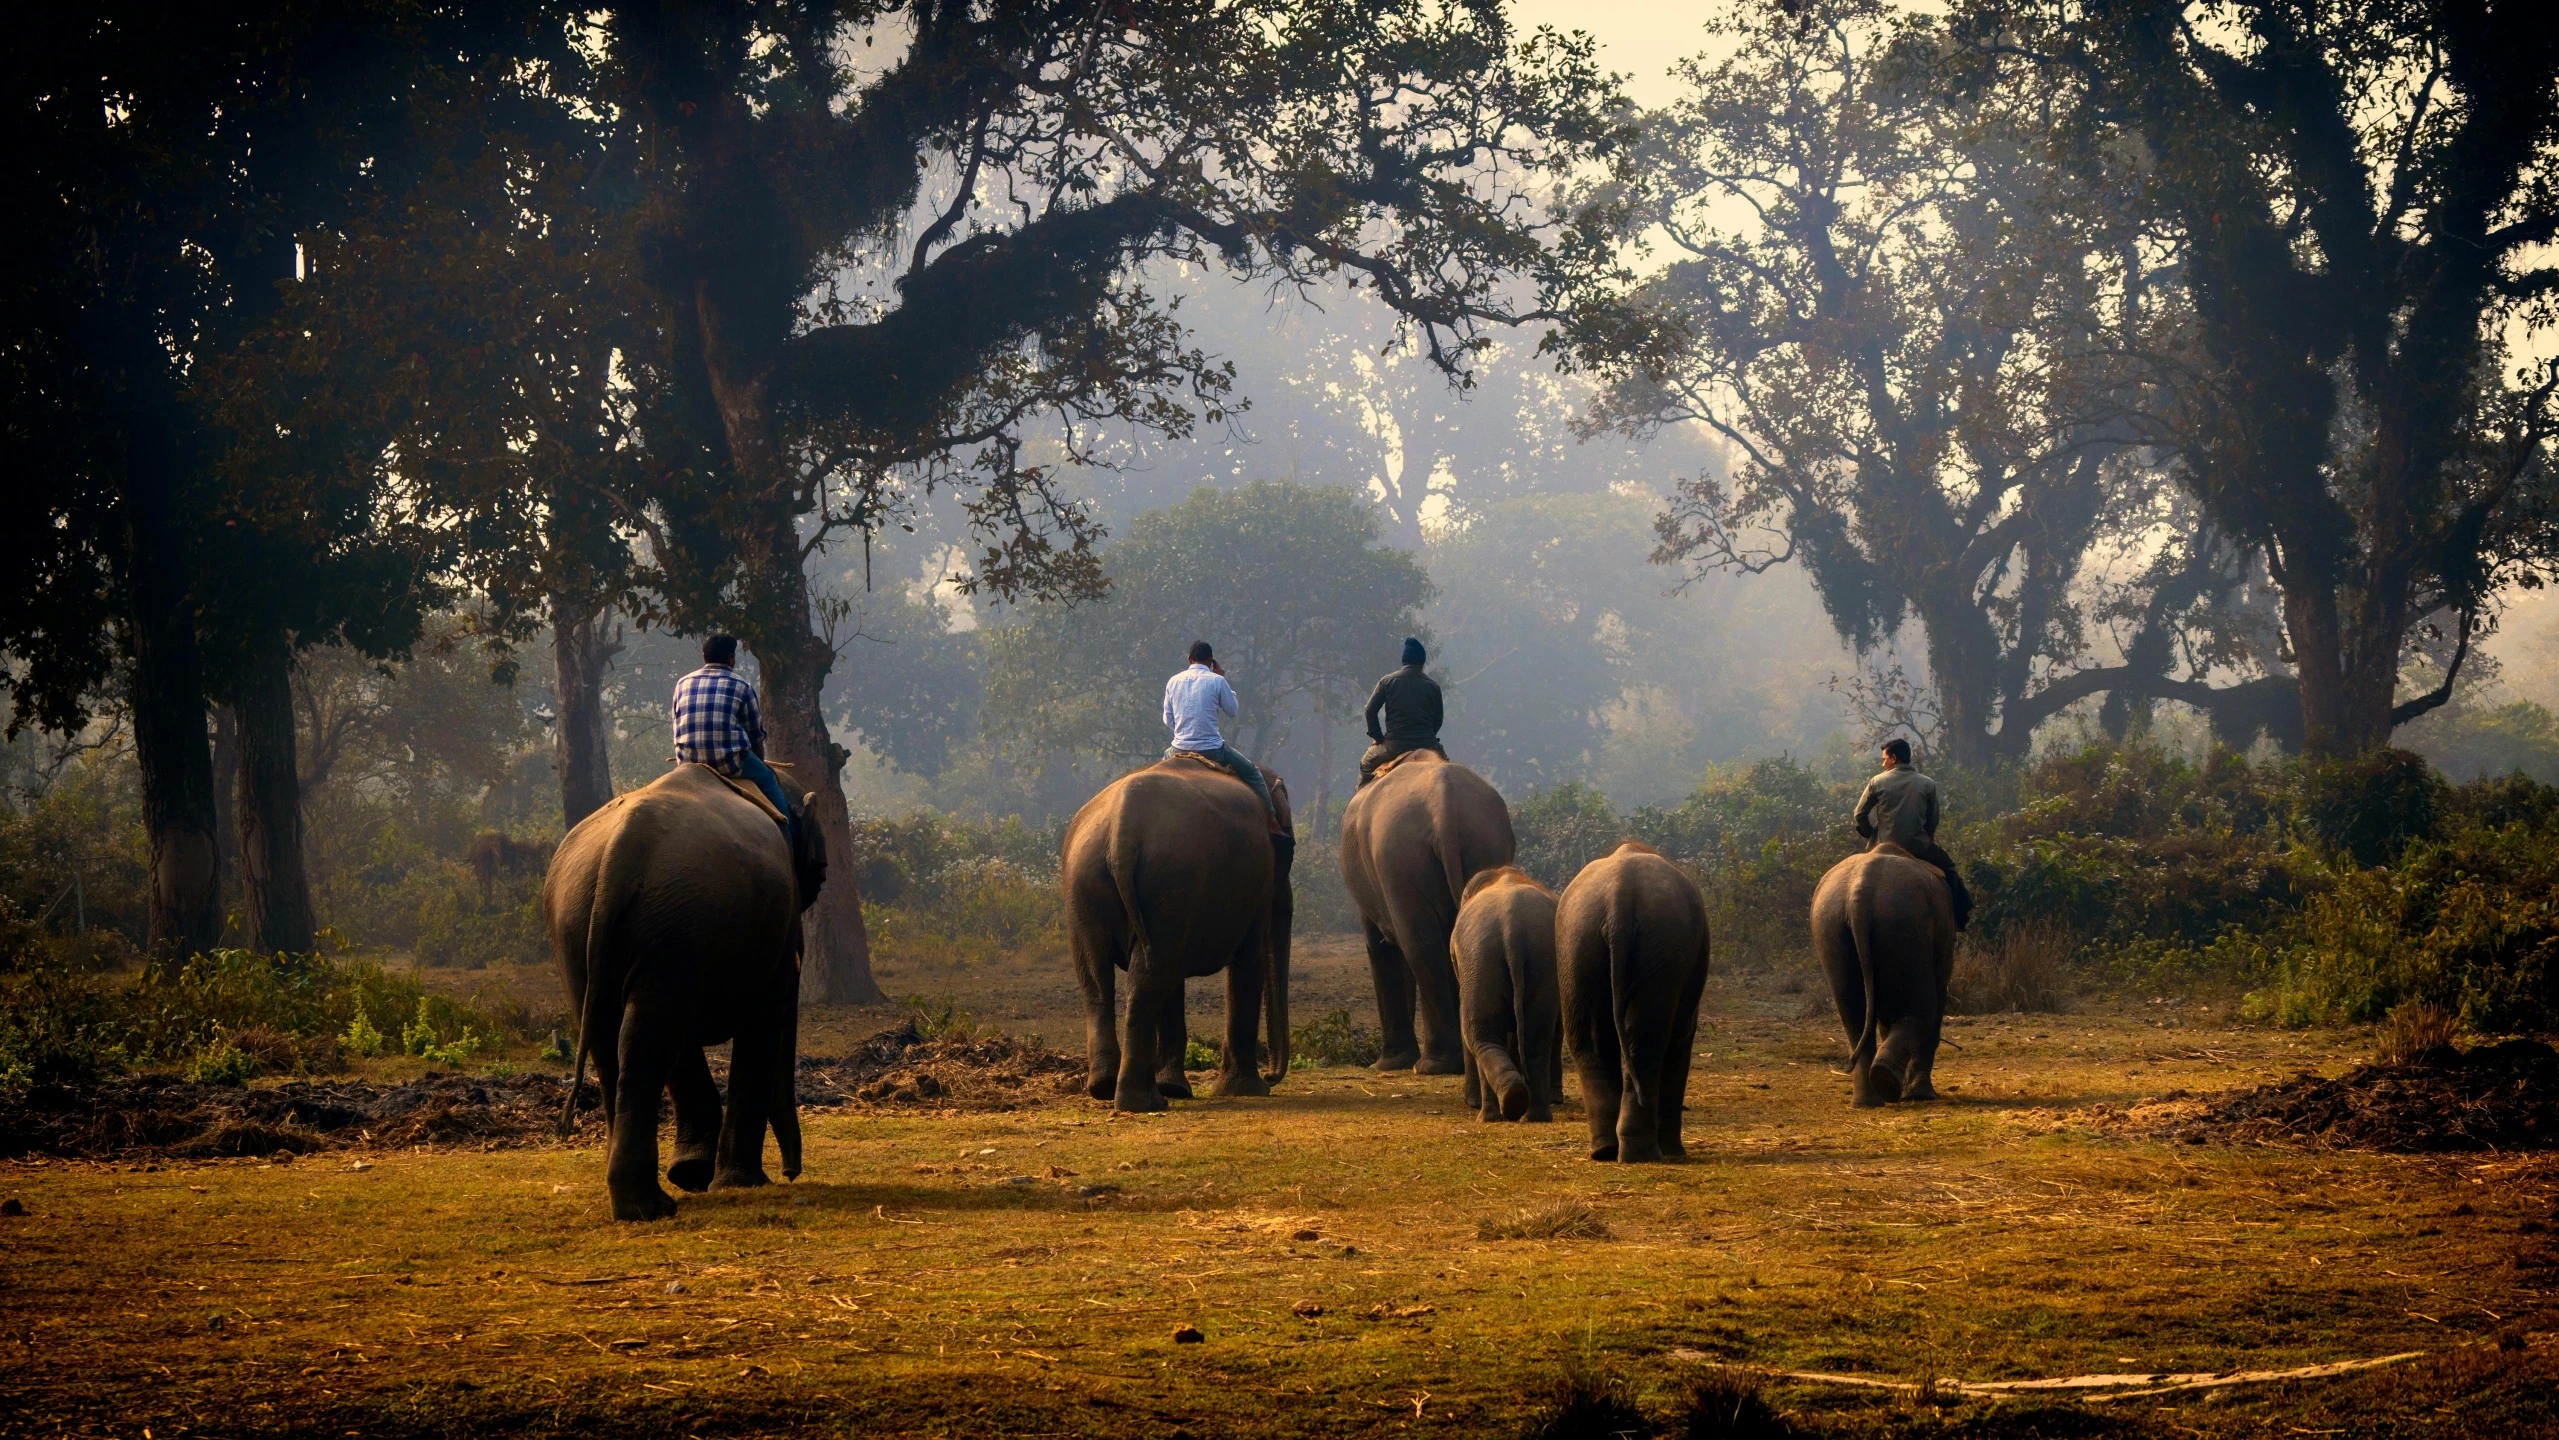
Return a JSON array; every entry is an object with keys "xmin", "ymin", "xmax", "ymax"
[
  {"xmin": 1363, "ymin": 664, "xmax": 1442, "ymax": 744},
  {"xmin": 1853, "ymin": 765, "xmax": 1940, "ymax": 849}
]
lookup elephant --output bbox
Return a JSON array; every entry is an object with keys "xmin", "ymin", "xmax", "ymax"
[
  {"xmin": 544, "ymin": 763, "xmax": 812, "ymax": 1221},
  {"xmin": 1337, "ymin": 751, "xmax": 1515, "ymax": 1073},
  {"xmin": 1557, "ymin": 841, "xmax": 1710, "ymax": 1162},
  {"xmin": 1811, "ymin": 843, "xmax": 1957, "ymax": 1107},
  {"xmin": 1452, "ymin": 866, "xmax": 1561, "ymax": 1123},
  {"xmin": 1063, "ymin": 758, "xmax": 1293, "ymax": 1113}
]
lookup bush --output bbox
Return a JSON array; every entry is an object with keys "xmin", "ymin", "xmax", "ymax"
[
  {"xmin": 2296, "ymin": 747, "xmax": 2445, "ymax": 866},
  {"xmin": 1511, "ymin": 782, "xmax": 1626, "ymax": 890},
  {"xmin": 1948, "ymin": 921, "xmax": 2072, "ymax": 1014},
  {"xmin": 1290, "ymin": 1008, "xmax": 1381, "ymax": 1068},
  {"xmin": 864, "ymin": 855, "xmax": 1065, "ymax": 972}
]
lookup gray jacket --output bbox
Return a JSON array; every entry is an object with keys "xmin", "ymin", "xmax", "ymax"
[{"xmin": 1854, "ymin": 765, "xmax": 1940, "ymax": 849}]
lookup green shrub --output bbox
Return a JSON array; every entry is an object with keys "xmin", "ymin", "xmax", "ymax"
[
  {"xmin": 1290, "ymin": 1007, "xmax": 1381, "ymax": 1068},
  {"xmin": 186, "ymin": 1030, "xmax": 264, "ymax": 1086},
  {"xmin": 1182, "ymin": 1036, "xmax": 1219, "ymax": 1070},
  {"xmin": 865, "ymin": 855, "xmax": 1064, "ymax": 971},
  {"xmin": 399, "ymin": 995, "xmax": 486, "ymax": 1063},
  {"xmin": 2295, "ymin": 747, "xmax": 2446, "ymax": 866},
  {"xmin": 1511, "ymin": 782, "xmax": 1626, "ymax": 890}
]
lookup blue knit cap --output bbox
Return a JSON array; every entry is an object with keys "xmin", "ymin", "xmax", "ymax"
[{"xmin": 1401, "ymin": 636, "xmax": 1426, "ymax": 667}]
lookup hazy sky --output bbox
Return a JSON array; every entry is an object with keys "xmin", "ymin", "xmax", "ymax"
[{"xmin": 1507, "ymin": 1, "xmax": 1715, "ymax": 110}]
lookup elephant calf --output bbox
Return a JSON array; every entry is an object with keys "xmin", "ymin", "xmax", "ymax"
[
  {"xmin": 1453, "ymin": 866, "xmax": 1561, "ymax": 1123},
  {"xmin": 1557, "ymin": 841, "xmax": 1710, "ymax": 1162}
]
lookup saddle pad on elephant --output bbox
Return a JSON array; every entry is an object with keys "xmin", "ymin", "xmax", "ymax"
[
  {"xmin": 1368, "ymin": 747, "xmax": 1434, "ymax": 783},
  {"xmin": 688, "ymin": 762, "xmax": 790, "ymax": 825}
]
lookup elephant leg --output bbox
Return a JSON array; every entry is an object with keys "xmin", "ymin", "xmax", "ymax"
[
  {"xmin": 607, "ymin": 998, "xmax": 680, "ymax": 1221},
  {"xmin": 1363, "ymin": 921, "xmax": 1420, "ymax": 1072},
  {"xmin": 771, "ymin": 963, "xmax": 803, "ymax": 1180},
  {"xmin": 1215, "ymin": 923, "xmax": 1271, "ymax": 1098},
  {"xmin": 1523, "ymin": 966, "xmax": 1561, "ymax": 1124},
  {"xmin": 1653, "ymin": 980, "xmax": 1704, "ymax": 1161},
  {"xmin": 666, "ymin": 1046, "xmax": 722, "ymax": 1193},
  {"xmin": 1877, "ymin": 1010, "xmax": 1941, "ymax": 1103},
  {"xmin": 1461, "ymin": 964, "xmax": 1527, "ymax": 1122},
  {"xmin": 1153, "ymin": 986, "xmax": 1195, "ymax": 1100},
  {"xmin": 1572, "ymin": 1011, "xmax": 1623, "ymax": 1162},
  {"xmin": 714, "ymin": 985, "xmax": 784, "ymax": 1189},
  {"xmin": 1073, "ymin": 920, "xmax": 1125, "ymax": 1102},
  {"xmin": 1115, "ymin": 959, "xmax": 1179, "ymax": 1113},
  {"xmin": 1402, "ymin": 926, "xmax": 1466, "ymax": 1076}
]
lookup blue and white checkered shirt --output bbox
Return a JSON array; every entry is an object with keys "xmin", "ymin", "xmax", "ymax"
[{"xmin": 672, "ymin": 663, "xmax": 765, "ymax": 770}]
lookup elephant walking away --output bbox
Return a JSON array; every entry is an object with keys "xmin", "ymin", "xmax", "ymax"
[
  {"xmin": 1338, "ymin": 751, "xmax": 1514, "ymax": 1074},
  {"xmin": 1453, "ymin": 866, "xmax": 1561, "ymax": 1122},
  {"xmin": 1811, "ymin": 844, "xmax": 1956, "ymax": 1107},
  {"xmin": 1064, "ymin": 759, "xmax": 1293, "ymax": 1113},
  {"xmin": 545, "ymin": 764, "xmax": 814, "ymax": 1221},
  {"xmin": 1557, "ymin": 841, "xmax": 1710, "ymax": 1162}
]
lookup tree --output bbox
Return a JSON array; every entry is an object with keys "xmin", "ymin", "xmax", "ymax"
[
  {"xmin": 985, "ymin": 481, "xmax": 1431, "ymax": 821},
  {"xmin": 4, "ymin": 2, "xmax": 553, "ymax": 955},
  {"xmin": 1986, "ymin": 0, "xmax": 2559, "ymax": 754},
  {"xmin": 1579, "ymin": 0, "xmax": 2231, "ymax": 769},
  {"xmin": 578, "ymin": 1, "xmax": 1627, "ymax": 1002}
]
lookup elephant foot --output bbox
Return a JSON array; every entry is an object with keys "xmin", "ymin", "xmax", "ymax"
[
  {"xmin": 611, "ymin": 1184, "xmax": 679, "ymax": 1222},
  {"xmin": 1155, "ymin": 1073, "xmax": 1195, "ymax": 1100},
  {"xmin": 1374, "ymin": 1049, "xmax": 1419, "ymax": 1073},
  {"xmin": 1524, "ymin": 1104, "xmax": 1554, "ymax": 1124},
  {"xmin": 1853, "ymin": 1060, "xmax": 1905, "ymax": 1108},
  {"xmin": 1085, "ymin": 1071, "xmax": 1117, "ymax": 1102},
  {"xmin": 1115, "ymin": 1087, "xmax": 1169, "ymax": 1115},
  {"xmin": 1905, "ymin": 1078, "xmax": 1939, "ymax": 1102},
  {"xmin": 711, "ymin": 1167, "xmax": 773, "ymax": 1190},
  {"xmin": 1414, "ymin": 1052, "xmax": 1466, "ymax": 1077},
  {"xmin": 667, "ymin": 1153, "xmax": 715, "ymax": 1193},
  {"xmin": 1212, "ymin": 1068, "xmax": 1270, "ymax": 1098},
  {"xmin": 1660, "ymin": 1142, "xmax": 1688, "ymax": 1162},
  {"xmin": 1496, "ymin": 1079, "xmax": 1533, "ymax": 1122},
  {"xmin": 1617, "ymin": 1137, "xmax": 1667, "ymax": 1163},
  {"xmin": 1588, "ymin": 1142, "xmax": 1619, "ymax": 1162}
]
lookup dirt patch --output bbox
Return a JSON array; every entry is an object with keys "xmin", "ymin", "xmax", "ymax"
[
  {"xmin": 2164, "ymin": 1038, "xmax": 2559, "ymax": 1152},
  {"xmin": 794, "ymin": 1018, "xmax": 1085, "ymax": 1111},
  {"xmin": 0, "ymin": 1022, "xmax": 1089, "ymax": 1160}
]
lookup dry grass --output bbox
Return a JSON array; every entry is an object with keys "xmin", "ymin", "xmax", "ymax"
[
  {"xmin": 1947, "ymin": 920, "xmax": 2073, "ymax": 1014},
  {"xmin": 2, "ymin": 957, "xmax": 2554, "ymax": 1440},
  {"xmin": 1477, "ymin": 1201, "xmax": 1613, "ymax": 1241},
  {"xmin": 2377, "ymin": 999, "xmax": 2462, "ymax": 1063}
]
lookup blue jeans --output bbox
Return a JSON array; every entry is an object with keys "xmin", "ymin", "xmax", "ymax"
[
  {"xmin": 1171, "ymin": 744, "xmax": 1275, "ymax": 820},
  {"xmin": 727, "ymin": 750, "xmax": 795, "ymax": 820}
]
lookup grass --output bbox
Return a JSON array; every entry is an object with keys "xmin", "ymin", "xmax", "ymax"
[{"xmin": 2, "ymin": 952, "xmax": 2555, "ymax": 1439}]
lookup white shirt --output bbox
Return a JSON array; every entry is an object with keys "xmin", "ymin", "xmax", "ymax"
[{"xmin": 1162, "ymin": 664, "xmax": 1239, "ymax": 751}]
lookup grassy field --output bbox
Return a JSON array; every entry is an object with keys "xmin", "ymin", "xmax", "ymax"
[{"xmin": 2, "ymin": 939, "xmax": 2554, "ymax": 1438}]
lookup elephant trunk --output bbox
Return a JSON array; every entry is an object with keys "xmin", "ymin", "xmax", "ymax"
[{"xmin": 1265, "ymin": 835, "xmax": 1295, "ymax": 1082}]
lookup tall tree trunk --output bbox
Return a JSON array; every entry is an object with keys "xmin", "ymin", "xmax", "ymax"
[
  {"xmin": 121, "ymin": 435, "xmax": 223, "ymax": 960},
  {"xmin": 697, "ymin": 310, "xmax": 883, "ymax": 1007},
  {"xmin": 210, "ymin": 704, "xmax": 243, "ymax": 928},
  {"xmin": 233, "ymin": 631, "xmax": 314, "ymax": 954},
  {"xmin": 552, "ymin": 594, "xmax": 622, "ymax": 832},
  {"xmin": 2281, "ymin": 581, "xmax": 2351, "ymax": 757},
  {"xmin": 1921, "ymin": 602, "xmax": 2001, "ymax": 772}
]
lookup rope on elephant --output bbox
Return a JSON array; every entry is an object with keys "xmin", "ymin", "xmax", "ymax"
[{"xmin": 1666, "ymin": 1348, "xmax": 2429, "ymax": 1400}]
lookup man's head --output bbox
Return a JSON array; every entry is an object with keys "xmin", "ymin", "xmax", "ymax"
[
  {"xmin": 1187, "ymin": 640, "xmax": 1214, "ymax": 666},
  {"xmin": 1880, "ymin": 737, "xmax": 1912, "ymax": 768},
  {"xmin": 703, "ymin": 634, "xmax": 740, "ymax": 667},
  {"xmin": 1401, "ymin": 636, "xmax": 1426, "ymax": 667}
]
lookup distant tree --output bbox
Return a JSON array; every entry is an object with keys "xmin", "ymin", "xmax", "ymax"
[
  {"xmin": 986, "ymin": 481, "xmax": 1430, "ymax": 809},
  {"xmin": 1981, "ymin": 0, "xmax": 2559, "ymax": 755},
  {"xmin": 818, "ymin": 582, "xmax": 982, "ymax": 781},
  {"xmin": 1578, "ymin": 0, "xmax": 2236, "ymax": 769}
]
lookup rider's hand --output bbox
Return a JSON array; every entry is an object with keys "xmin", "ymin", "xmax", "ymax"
[{"xmin": 1210, "ymin": 659, "xmax": 1225, "ymax": 675}]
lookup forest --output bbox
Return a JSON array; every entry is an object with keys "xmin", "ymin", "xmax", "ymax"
[{"xmin": 4, "ymin": 1, "xmax": 2559, "ymax": 1436}]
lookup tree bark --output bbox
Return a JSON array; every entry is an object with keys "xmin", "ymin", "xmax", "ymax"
[
  {"xmin": 121, "ymin": 435, "xmax": 224, "ymax": 960},
  {"xmin": 210, "ymin": 704, "xmax": 242, "ymax": 925},
  {"xmin": 551, "ymin": 594, "xmax": 622, "ymax": 832},
  {"xmin": 232, "ymin": 631, "xmax": 315, "ymax": 955}
]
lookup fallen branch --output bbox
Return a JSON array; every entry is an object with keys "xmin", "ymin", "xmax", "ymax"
[{"xmin": 1667, "ymin": 1349, "xmax": 2429, "ymax": 1399}]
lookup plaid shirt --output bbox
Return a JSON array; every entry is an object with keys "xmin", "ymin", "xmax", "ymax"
[{"xmin": 672, "ymin": 663, "xmax": 765, "ymax": 769}]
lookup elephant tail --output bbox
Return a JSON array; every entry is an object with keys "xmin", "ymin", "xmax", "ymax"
[
  {"xmin": 1107, "ymin": 811, "xmax": 1154, "ymax": 975},
  {"xmin": 1849, "ymin": 870, "xmax": 1882, "ymax": 1076}
]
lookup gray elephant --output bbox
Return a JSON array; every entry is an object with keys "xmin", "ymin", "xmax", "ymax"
[
  {"xmin": 1338, "ymin": 751, "xmax": 1516, "ymax": 1073},
  {"xmin": 1557, "ymin": 841, "xmax": 1710, "ymax": 1162},
  {"xmin": 1453, "ymin": 866, "xmax": 1561, "ymax": 1122},
  {"xmin": 544, "ymin": 764, "xmax": 817, "ymax": 1221},
  {"xmin": 1811, "ymin": 844, "xmax": 1956, "ymax": 1106}
]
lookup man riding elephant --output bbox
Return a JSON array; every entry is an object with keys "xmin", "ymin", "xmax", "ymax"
[
  {"xmin": 1162, "ymin": 640, "xmax": 1278, "ymax": 824},
  {"xmin": 1853, "ymin": 738, "xmax": 1971, "ymax": 930},
  {"xmin": 1339, "ymin": 747, "xmax": 1514, "ymax": 1075},
  {"xmin": 1358, "ymin": 636, "xmax": 1443, "ymax": 787},
  {"xmin": 673, "ymin": 634, "xmax": 804, "ymax": 850}
]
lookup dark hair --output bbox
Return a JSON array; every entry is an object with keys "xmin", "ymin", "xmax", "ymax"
[
  {"xmin": 1187, "ymin": 640, "xmax": 1214, "ymax": 665},
  {"xmin": 703, "ymin": 634, "xmax": 739, "ymax": 666},
  {"xmin": 1881, "ymin": 737, "xmax": 1912, "ymax": 764}
]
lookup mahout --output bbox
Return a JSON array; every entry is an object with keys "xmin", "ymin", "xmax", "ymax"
[
  {"xmin": 1338, "ymin": 750, "xmax": 1515, "ymax": 1073},
  {"xmin": 544, "ymin": 764, "xmax": 821, "ymax": 1221},
  {"xmin": 1063, "ymin": 758, "xmax": 1294, "ymax": 1113},
  {"xmin": 1452, "ymin": 865, "xmax": 1562, "ymax": 1123},
  {"xmin": 1557, "ymin": 841, "xmax": 1710, "ymax": 1162},
  {"xmin": 1811, "ymin": 844, "xmax": 1956, "ymax": 1106}
]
